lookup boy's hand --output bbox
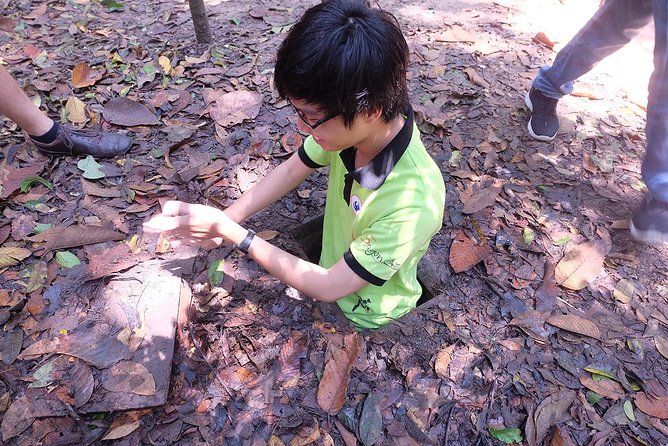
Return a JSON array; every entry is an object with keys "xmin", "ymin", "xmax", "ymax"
[{"xmin": 143, "ymin": 200, "xmax": 230, "ymax": 243}]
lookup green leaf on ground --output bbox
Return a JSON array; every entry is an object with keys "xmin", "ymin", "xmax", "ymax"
[
  {"xmin": 100, "ymin": 0, "xmax": 124, "ymax": 11},
  {"xmin": 20, "ymin": 176, "xmax": 53, "ymax": 193},
  {"xmin": 523, "ymin": 227, "xmax": 535, "ymax": 245},
  {"xmin": 489, "ymin": 427, "xmax": 523, "ymax": 444},
  {"xmin": 55, "ymin": 251, "xmax": 81, "ymax": 269},
  {"xmin": 208, "ymin": 259, "xmax": 225, "ymax": 287},
  {"xmin": 33, "ymin": 223, "xmax": 53, "ymax": 234},
  {"xmin": 77, "ymin": 155, "xmax": 106, "ymax": 180}
]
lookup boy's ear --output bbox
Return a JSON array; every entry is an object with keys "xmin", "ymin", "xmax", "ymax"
[{"xmin": 361, "ymin": 106, "xmax": 383, "ymax": 122}]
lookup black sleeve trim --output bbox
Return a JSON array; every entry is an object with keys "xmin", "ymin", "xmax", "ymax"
[
  {"xmin": 298, "ymin": 144, "xmax": 325, "ymax": 169},
  {"xmin": 344, "ymin": 250, "xmax": 386, "ymax": 286}
]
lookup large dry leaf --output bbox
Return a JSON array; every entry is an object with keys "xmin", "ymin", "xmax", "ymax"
[
  {"xmin": 1, "ymin": 395, "xmax": 35, "ymax": 442},
  {"xmin": 358, "ymin": 392, "xmax": 383, "ymax": 446},
  {"xmin": 317, "ymin": 333, "xmax": 361, "ymax": 415},
  {"xmin": 534, "ymin": 260, "xmax": 558, "ymax": 312},
  {"xmin": 579, "ymin": 375, "xmax": 624, "ymax": 400},
  {"xmin": 102, "ymin": 97, "xmax": 160, "ymax": 126},
  {"xmin": 435, "ymin": 25, "xmax": 477, "ymax": 42},
  {"xmin": 65, "ymin": 96, "xmax": 87, "ymax": 123},
  {"xmin": 102, "ymin": 361, "xmax": 156, "ymax": 396},
  {"xmin": 634, "ymin": 392, "xmax": 668, "ymax": 419},
  {"xmin": 72, "ymin": 62, "xmax": 105, "ymax": 88},
  {"xmin": 531, "ymin": 390, "xmax": 575, "ymax": 446},
  {"xmin": 277, "ymin": 331, "xmax": 308, "ymax": 383},
  {"xmin": 0, "ymin": 246, "xmax": 31, "ymax": 268},
  {"xmin": 433, "ymin": 344, "xmax": 455, "ymax": 379},
  {"xmin": 71, "ymin": 360, "xmax": 95, "ymax": 407},
  {"xmin": 613, "ymin": 278, "xmax": 635, "ymax": 303},
  {"xmin": 655, "ymin": 336, "xmax": 668, "ymax": 360},
  {"xmin": 546, "ymin": 314, "xmax": 601, "ymax": 339},
  {"xmin": 208, "ymin": 90, "xmax": 263, "ymax": 128},
  {"xmin": 461, "ymin": 182, "xmax": 502, "ymax": 214},
  {"xmin": 555, "ymin": 240, "xmax": 608, "ymax": 290},
  {"xmin": 449, "ymin": 230, "xmax": 491, "ymax": 273},
  {"xmin": 29, "ymin": 224, "xmax": 125, "ymax": 252},
  {"xmin": 1, "ymin": 162, "xmax": 45, "ymax": 198},
  {"xmin": 1, "ymin": 328, "xmax": 23, "ymax": 364},
  {"xmin": 100, "ymin": 409, "xmax": 149, "ymax": 441}
]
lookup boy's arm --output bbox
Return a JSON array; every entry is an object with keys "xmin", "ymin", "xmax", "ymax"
[
  {"xmin": 246, "ymin": 235, "xmax": 368, "ymax": 302},
  {"xmin": 225, "ymin": 152, "xmax": 314, "ymax": 223},
  {"xmin": 144, "ymin": 201, "xmax": 368, "ymax": 302}
]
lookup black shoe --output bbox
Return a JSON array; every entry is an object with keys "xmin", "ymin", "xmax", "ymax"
[
  {"xmin": 525, "ymin": 87, "xmax": 559, "ymax": 142},
  {"xmin": 31, "ymin": 125, "xmax": 132, "ymax": 158},
  {"xmin": 630, "ymin": 195, "xmax": 668, "ymax": 244}
]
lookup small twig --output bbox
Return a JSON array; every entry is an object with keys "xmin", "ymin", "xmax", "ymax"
[
  {"xmin": 443, "ymin": 404, "xmax": 455, "ymax": 446},
  {"xmin": 187, "ymin": 321, "xmax": 234, "ymax": 398}
]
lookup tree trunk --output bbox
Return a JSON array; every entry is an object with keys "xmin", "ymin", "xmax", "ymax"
[{"xmin": 188, "ymin": 0, "xmax": 213, "ymax": 44}]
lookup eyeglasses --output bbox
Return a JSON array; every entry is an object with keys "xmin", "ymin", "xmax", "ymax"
[{"xmin": 288, "ymin": 101, "xmax": 340, "ymax": 130}]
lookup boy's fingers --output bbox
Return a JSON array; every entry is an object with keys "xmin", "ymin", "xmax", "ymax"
[
  {"xmin": 161, "ymin": 200, "xmax": 191, "ymax": 216},
  {"xmin": 142, "ymin": 215, "xmax": 181, "ymax": 231}
]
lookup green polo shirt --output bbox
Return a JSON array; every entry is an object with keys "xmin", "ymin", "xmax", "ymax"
[{"xmin": 297, "ymin": 106, "xmax": 445, "ymax": 329}]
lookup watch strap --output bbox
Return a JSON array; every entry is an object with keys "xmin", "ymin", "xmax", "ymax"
[{"xmin": 237, "ymin": 229, "xmax": 256, "ymax": 255}]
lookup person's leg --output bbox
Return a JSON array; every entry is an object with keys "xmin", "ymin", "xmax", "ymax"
[
  {"xmin": 630, "ymin": 0, "xmax": 668, "ymax": 243},
  {"xmin": 0, "ymin": 64, "xmax": 54, "ymax": 136},
  {"xmin": 527, "ymin": 0, "xmax": 654, "ymax": 141},
  {"xmin": 0, "ymin": 65, "xmax": 132, "ymax": 158}
]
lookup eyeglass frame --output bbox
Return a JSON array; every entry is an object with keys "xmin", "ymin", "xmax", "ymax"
[
  {"xmin": 288, "ymin": 100, "xmax": 340, "ymax": 130},
  {"xmin": 287, "ymin": 91, "xmax": 369, "ymax": 130}
]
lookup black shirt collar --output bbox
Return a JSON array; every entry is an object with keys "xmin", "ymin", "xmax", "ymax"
[{"xmin": 340, "ymin": 105, "xmax": 414, "ymax": 203}]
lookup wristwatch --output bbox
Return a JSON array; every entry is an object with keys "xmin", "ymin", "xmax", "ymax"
[{"xmin": 236, "ymin": 229, "xmax": 256, "ymax": 255}]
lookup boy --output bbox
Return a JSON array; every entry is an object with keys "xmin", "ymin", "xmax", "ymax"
[{"xmin": 144, "ymin": 0, "xmax": 445, "ymax": 329}]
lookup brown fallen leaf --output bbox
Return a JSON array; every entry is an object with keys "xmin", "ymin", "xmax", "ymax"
[
  {"xmin": 334, "ymin": 419, "xmax": 357, "ymax": 446},
  {"xmin": 534, "ymin": 260, "xmax": 558, "ymax": 312},
  {"xmin": 277, "ymin": 331, "xmax": 308, "ymax": 383},
  {"xmin": 289, "ymin": 418, "xmax": 321, "ymax": 446},
  {"xmin": 65, "ymin": 96, "xmax": 87, "ymax": 124},
  {"xmin": 317, "ymin": 333, "xmax": 361, "ymax": 415},
  {"xmin": 433, "ymin": 344, "xmax": 455, "ymax": 379},
  {"xmin": 29, "ymin": 224, "xmax": 126, "ymax": 252},
  {"xmin": 102, "ymin": 361, "xmax": 156, "ymax": 396},
  {"xmin": 209, "ymin": 90, "xmax": 263, "ymax": 128},
  {"xmin": 0, "ymin": 247, "xmax": 32, "ymax": 268},
  {"xmin": 634, "ymin": 392, "xmax": 668, "ymax": 419},
  {"xmin": 555, "ymin": 240, "xmax": 609, "ymax": 290},
  {"xmin": 549, "ymin": 427, "xmax": 577, "ymax": 446},
  {"xmin": 71, "ymin": 62, "xmax": 105, "ymax": 88},
  {"xmin": 531, "ymin": 390, "xmax": 576, "ymax": 446},
  {"xmin": 546, "ymin": 314, "xmax": 601, "ymax": 339},
  {"xmin": 655, "ymin": 336, "xmax": 668, "ymax": 360},
  {"xmin": 258, "ymin": 230, "xmax": 280, "ymax": 241},
  {"xmin": 0, "ymin": 394, "xmax": 34, "ymax": 442},
  {"xmin": 101, "ymin": 409, "xmax": 150, "ymax": 441},
  {"xmin": 461, "ymin": 182, "xmax": 503, "ymax": 214},
  {"xmin": 435, "ymin": 25, "xmax": 477, "ymax": 42},
  {"xmin": 449, "ymin": 132, "xmax": 465, "ymax": 150},
  {"xmin": 102, "ymin": 97, "xmax": 160, "ymax": 126},
  {"xmin": 0, "ymin": 161, "xmax": 46, "ymax": 199},
  {"xmin": 532, "ymin": 31, "xmax": 557, "ymax": 49},
  {"xmin": 464, "ymin": 67, "xmax": 490, "ymax": 88},
  {"xmin": 448, "ymin": 230, "xmax": 491, "ymax": 273},
  {"xmin": 613, "ymin": 278, "xmax": 635, "ymax": 304},
  {"xmin": 579, "ymin": 375, "xmax": 625, "ymax": 400}
]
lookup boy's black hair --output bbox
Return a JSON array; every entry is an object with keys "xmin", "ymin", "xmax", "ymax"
[{"xmin": 274, "ymin": 0, "xmax": 409, "ymax": 127}]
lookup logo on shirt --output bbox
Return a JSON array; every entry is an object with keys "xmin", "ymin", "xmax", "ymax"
[{"xmin": 351, "ymin": 195, "xmax": 362, "ymax": 215}]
